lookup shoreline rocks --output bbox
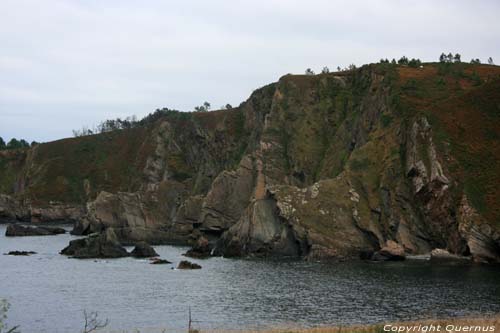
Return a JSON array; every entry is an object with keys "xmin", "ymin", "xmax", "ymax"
[{"xmin": 5, "ymin": 224, "xmax": 66, "ymax": 237}]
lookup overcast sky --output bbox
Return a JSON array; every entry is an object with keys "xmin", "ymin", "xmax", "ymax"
[{"xmin": 1, "ymin": 0, "xmax": 499, "ymax": 143}]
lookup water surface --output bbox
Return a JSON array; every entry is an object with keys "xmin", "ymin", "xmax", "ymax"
[{"xmin": 1, "ymin": 224, "xmax": 500, "ymax": 333}]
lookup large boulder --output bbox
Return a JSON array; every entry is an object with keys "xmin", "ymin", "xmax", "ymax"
[
  {"xmin": 130, "ymin": 242, "xmax": 159, "ymax": 258},
  {"xmin": 60, "ymin": 228, "xmax": 129, "ymax": 259},
  {"xmin": 5, "ymin": 224, "xmax": 66, "ymax": 237}
]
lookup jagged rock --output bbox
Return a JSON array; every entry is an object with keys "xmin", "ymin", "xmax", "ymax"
[
  {"xmin": 430, "ymin": 248, "xmax": 471, "ymax": 262},
  {"xmin": 150, "ymin": 258, "xmax": 172, "ymax": 265},
  {"xmin": 60, "ymin": 228, "xmax": 129, "ymax": 259},
  {"xmin": 4, "ymin": 251, "xmax": 37, "ymax": 256},
  {"xmin": 214, "ymin": 197, "xmax": 304, "ymax": 258},
  {"xmin": 130, "ymin": 242, "xmax": 159, "ymax": 258},
  {"xmin": 184, "ymin": 236, "xmax": 212, "ymax": 258},
  {"xmin": 372, "ymin": 241, "xmax": 406, "ymax": 261},
  {"xmin": 198, "ymin": 156, "xmax": 256, "ymax": 232},
  {"xmin": 177, "ymin": 260, "xmax": 201, "ymax": 269},
  {"xmin": 5, "ymin": 224, "xmax": 66, "ymax": 237},
  {"xmin": 458, "ymin": 195, "xmax": 500, "ymax": 263}
]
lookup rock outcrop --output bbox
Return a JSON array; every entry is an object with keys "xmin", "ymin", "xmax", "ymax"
[
  {"xmin": 214, "ymin": 196, "xmax": 305, "ymax": 258},
  {"xmin": 457, "ymin": 195, "xmax": 500, "ymax": 263},
  {"xmin": 60, "ymin": 228, "xmax": 129, "ymax": 259}
]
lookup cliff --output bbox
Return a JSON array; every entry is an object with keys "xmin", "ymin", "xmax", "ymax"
[{"xmin": 1, "ymin": 62, "xmax": 500, "ymax": 262}]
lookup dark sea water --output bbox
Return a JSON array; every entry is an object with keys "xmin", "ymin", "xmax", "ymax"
[{"xmin": 1, "ymin": 224, "xmax": 500, "ymax": 333}]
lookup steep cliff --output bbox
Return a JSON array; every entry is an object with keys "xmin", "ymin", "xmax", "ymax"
[{"xmin": 1, "ymin": 62, "xmax": 499, "ymax": 262}]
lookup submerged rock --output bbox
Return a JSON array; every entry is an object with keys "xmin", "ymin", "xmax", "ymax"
[
  {"xmin": 177, "ymin": 260, "xmax": 201, "ymax": 269},
  {"xmin": 131, "ymin": 242, "xmax": 159, "ymax": 258},
  {"xmin": 5, "ymin": 224, "xmax": 66, "ymax": 237},
  {"xmin": 60, "ymin": 228, "xmax": 129, "ymax": 259},
  {"xmin": 184, "ymin": 236, "xmax": 212, "ymax": 259},
  {"xmin": 4, "ymin": 250, "xmax": 37, "ymax": 256}
]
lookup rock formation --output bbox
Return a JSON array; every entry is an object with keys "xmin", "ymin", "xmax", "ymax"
[
  {"xmin": 2, "ymin": 63, "xmax": 500, "ymax": 263},
  {"xmin": 60, "ymin": 228, "xmax": 129, "ymax": 259}
]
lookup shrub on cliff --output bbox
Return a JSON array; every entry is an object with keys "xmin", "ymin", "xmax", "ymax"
[{"xmin": 0, "ymin": 138, "xmax": 30, "ymax": 150}]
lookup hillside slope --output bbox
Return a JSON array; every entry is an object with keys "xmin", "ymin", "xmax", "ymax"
[{"xmin": 1, "ymin": 62, "xmax": 499, "ymax": 262}]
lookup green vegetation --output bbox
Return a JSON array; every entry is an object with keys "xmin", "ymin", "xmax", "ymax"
[
  {"xmin": 0, "ymin": 137, "xmax": 31, "ymax": 151},
  {"xmin": 194, "ymin": 101, "xmax": 211, "ymax": 112},
  {"xmin": 304, "ymin": 68, "xmax": 315, "ymax": 75}
]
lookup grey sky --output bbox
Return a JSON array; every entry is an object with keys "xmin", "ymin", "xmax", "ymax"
[{"xmin": 1, "ymin": 0, "xmax": 499, "ymax": 143}]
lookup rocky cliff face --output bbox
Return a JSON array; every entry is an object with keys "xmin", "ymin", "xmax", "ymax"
[{"xmin": 2, "ymin": 63, "xmax": 500, "ymax": 262}]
